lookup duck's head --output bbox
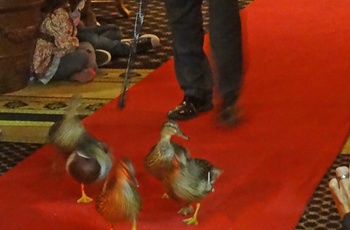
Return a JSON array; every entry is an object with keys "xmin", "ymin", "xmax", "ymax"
[
  {"xmin": 117, "ymin": 157, "xmax": 139, "ymax": 188},
  {"xmin": 160, "ymin": 120, "xmax": 188, "ymax": 140},
  {"xmin": 207, "ymin": 167, "xmax": 223, "ymax": 192}
]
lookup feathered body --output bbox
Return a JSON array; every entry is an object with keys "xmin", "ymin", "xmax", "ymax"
[
  {"xmin": 144, "ymin": 120, "xmax": 189, "ymax": 183},
  {"xmin": 48, "ymin": 94, "xmax": 86, "ymax": 155},
  {"xmin": 48, "ymin": 95, "xmax": 113, "ymax": 203},
  {"xmin": 170, "ymin": 157, "xmax": 222, "ymax": 203},
  {"xmin": 66, "ymin": 134, "xmax": 113, "ymax": 185},
  {"xmin": 96, "ymin": 158, "xmax": 141, "ymax": 230},
  {"xmin": 145, "ymin": 141, "xmax": 189, "ymax": 182},
  {"xmin": 64, "ymin": 133, "xmax": 113, "ymax": 203},
  {"xmin": 167, "ymin": 155, "xmax": 222, "ymax": 225}
]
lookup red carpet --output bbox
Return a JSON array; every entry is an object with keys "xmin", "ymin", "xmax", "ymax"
[{"xmin": 1, "ymin": 0, "xmax": 350, "ymax": 229}]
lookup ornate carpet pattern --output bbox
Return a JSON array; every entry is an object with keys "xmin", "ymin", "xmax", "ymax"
[
  {"xmin": 0, "ymin": 142, "xmax": 42, "ymax": 176},
  {"xmin": 0, "ymin": 0, "xmax": 350, "ymax": 229},
  {"xmin": 0, "ymin": 69, "xmax": 153, "ymax": 143},
  {"xmin": 296, "ymin": 153, "xmax": 350, "ymax": 230},
  {"xmin": 93, "ymin": 0, "xmax": 254, "ymax": 69}
]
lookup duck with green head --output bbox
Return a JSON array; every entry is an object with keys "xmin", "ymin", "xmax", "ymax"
[{"xmin": 66, "ymin": 134, "xmax": 113, "ymax": 203}]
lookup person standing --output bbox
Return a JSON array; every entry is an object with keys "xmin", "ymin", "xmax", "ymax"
[{"xmin": 165, "ymin": 0, "xmax": 243, "ymax": 126}]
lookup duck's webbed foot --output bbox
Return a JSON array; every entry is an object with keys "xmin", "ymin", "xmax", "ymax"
[
  {"xmin": 77, "ymin": 193, "xmax": 93, "ymax": 203},
  {"xmin": 77, "ymin": 184, "xmax": 93, "ymax": 203},
  {"xmin": 183, "ymin": 203, "xmax": 200, "ymax": 225},
  {"xmin": 177, "ymin": 204, "xmax": 194, "ymax": 216},
  {"xmin": 183, "ymin": 216, "xmax": 198, "ymax": 225}
]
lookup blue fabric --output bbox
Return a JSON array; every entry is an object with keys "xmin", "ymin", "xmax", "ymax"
[{"xmin": 77, "ymin": 24, "xmax": 131, "ymax": 57}]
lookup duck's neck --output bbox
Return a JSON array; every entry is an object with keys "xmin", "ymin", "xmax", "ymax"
[
  {"xmin": 158, "ymin": 135, "xmax": 174, "ymax": 157},
  {"xmin": 159, "ymin": 133, "xmax": 172, "ymax": 141}
]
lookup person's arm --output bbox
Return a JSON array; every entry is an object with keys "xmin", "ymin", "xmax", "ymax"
[
  {"xmin": 71, "ymin": 8, "xmax": 83, "ymax": 27},
  {"xmin": 49, "ymin": 8, "xmax": 79, "ymax": 57}
]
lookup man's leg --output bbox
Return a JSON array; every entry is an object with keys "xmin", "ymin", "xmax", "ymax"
[
  {"xmin": 209, "ymin": 0, "xmax": 243, "ymax": 125},
  {"xmin": 164, "ymin": 0, "xmax": 213, "ymax": 120}
]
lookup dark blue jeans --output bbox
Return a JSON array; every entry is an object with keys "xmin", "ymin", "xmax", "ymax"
[
  {"xmin": 163, "ymin": 0, "xmax": 243, "ymax": 102},
  {"xmin": 53, "ymin": 42, "xmax": 96, "ymax": 81},
  {"xmin": 77, "ymin": 24, "xmax": 130, "ymax": 57}
]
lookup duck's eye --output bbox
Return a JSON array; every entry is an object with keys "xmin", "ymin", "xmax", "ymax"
[
  {"xmin": 121, "ymin": 162, "xmax": 128, "ymax": 170},
  {"xmin": 166, "ymin": 123, "xmax": 177, "ymax": 129},
  {"xmin": 122, "ymin": 163, "xmax": 128, "ymax": 170}
]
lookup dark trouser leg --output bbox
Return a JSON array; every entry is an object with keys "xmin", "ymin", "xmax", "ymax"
[
  {"xmin": 98, "ymin": 25, "xmax": 123, "ymax": 41},
  {"xmin": 77, "ymin": 30, "xmax": 130, "ymax": 57},
  {"xmin": 53, "ymin": 42, "xmax": 96, "ymax": 81},
  {"xmin": 80, "ymin": 24, "xmax": 124, "ymax": 40},
  {"xmin": 53, "ymin": 51, "xmax": 88, "ymax": 81},
  {"xmin": 209, "ymin": 0, "xmax": 243, "ymax": 105},
  {"xmin": 164, "ymin": 0, "xmax": 212, "ymax": 100}
]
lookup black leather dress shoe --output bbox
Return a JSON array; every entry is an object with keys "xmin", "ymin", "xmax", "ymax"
[
  {"xmin": 217, "ymin": 104, "xmax": 240, "ymax": 127},
  {"xmin": 167, "ymin": 96, "xmax": 213, "ymax": 120},
  {"xmin": 216, "ymin": 92, "xmax": 241, "ymax": 126}
]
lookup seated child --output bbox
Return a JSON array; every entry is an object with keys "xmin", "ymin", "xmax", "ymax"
[
  {"xmin": 69, "ymin": 0, "xmax": 161, "ymax": 60},
  {"xmin": 32, "ymin": 0, "xmax": 110, "ymax": 84}
]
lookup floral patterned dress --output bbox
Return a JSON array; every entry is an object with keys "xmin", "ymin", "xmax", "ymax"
[{"xmin": 32, "ymin": 7, "xmax": 79, "ymax": 84}]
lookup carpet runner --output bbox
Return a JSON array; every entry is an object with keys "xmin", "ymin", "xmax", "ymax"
[{"xmin": 0, "ymin": 0, "xmax": 349, "ymax": 229}]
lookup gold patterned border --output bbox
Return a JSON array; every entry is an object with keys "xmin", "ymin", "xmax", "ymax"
[
  {"xmin": 0, "ymin": 69, "xmax": 153, "ymax": 143},
  {"xmin": 0, "ymin": 69, "xmax": 153, "ymax": 116}
]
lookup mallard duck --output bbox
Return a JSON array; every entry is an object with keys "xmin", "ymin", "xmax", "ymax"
[
  {"xmin": 144, "ymin": 120, "xmax": 189, "ymax": 185},
  {"xmin": 66, "ymin": 134, "xmax": 113, "ymax": 203},
  {"xmin": 48, "ymin": 94, "xmax": 86, "ymax": 156},
  {"xmin": 168, "ymin": 155, "xmax": 222, "ymax": 225},
  {"xmin": 96, "ymin": 157, "xmax": 141, "ymax": 230}
]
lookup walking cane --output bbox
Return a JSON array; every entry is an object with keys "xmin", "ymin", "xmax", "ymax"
[{"xmin": 118, "ymin": 0, "xmax": 145, "ymax": 108}]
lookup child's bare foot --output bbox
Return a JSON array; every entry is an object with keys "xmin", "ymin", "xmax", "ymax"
[{"xmin": 329, "ymin": 166, "xmax": 350, "ymax": 218}]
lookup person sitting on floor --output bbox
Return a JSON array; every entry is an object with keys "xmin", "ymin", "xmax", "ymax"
[
  {"xmin": 32, "ymin": 0, "xmax": 110, "ymax": 84},
  {"xmin": 329, "ymin": 165, "xmax": 350, "ymax": 230},
  {"xmin": 80, "ymin": 0, "xmax": 100, "ymax": 27},
  {"xmin": 69, "ymin": 0, "xmax": 161, "ymax": 61}
]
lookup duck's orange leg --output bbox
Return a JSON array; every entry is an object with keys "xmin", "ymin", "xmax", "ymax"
[
  {"xmin": 77, "ymin": 183, "xmax": 93, "ymax": 203},
  {"xmin": 132, "ymin": 217, "xmax": 137, "ymax": 230}
]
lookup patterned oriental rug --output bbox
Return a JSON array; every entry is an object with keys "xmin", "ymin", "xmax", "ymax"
[
  {"xmin": 0, "ymin": 0, "xmax": 350, "ymax": 229},
  {"xmin": 0, "ymin": 69, "xmax": 153, "ymax": 143}
]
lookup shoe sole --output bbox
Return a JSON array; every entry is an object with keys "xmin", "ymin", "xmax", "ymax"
[
  {"xmin": 217, "ymin": 106, "xmax": 241, "ymax": 127},
  {"xmin": 121, "ymin": 34, "xmax": 161, "ymax": 49},
  {"xmin": 95, "ymin": 49, "xmax": 111, "ymax": 67}
]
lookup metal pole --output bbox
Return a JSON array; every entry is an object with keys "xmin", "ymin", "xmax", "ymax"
[{"xmin": 118, "ymin": 0, "xmax": 145, "ymax": 108}]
